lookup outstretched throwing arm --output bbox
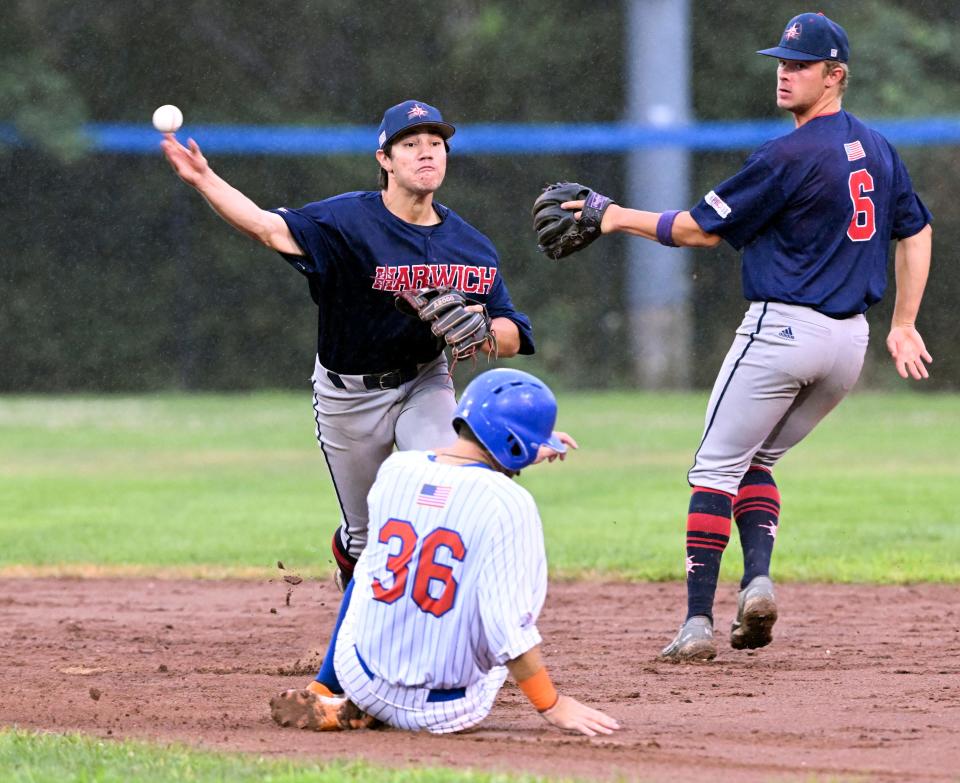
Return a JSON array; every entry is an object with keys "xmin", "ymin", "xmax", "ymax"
[{"xmin": 160, "ymin": 134, "xmax": 302, "ymax": 255}]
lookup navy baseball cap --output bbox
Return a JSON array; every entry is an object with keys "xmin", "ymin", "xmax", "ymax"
[
  {"xmin": 757, "ymin": 12, "xmax": 849, "ymax": 63},
  {"xmin": 377, "ymin": 100, "xmax": 456, "ymax": 150}
]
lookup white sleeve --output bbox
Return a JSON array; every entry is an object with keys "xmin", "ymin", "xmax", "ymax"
[{"xmin": 476, "ymin": 488, "xmax": 548, "ymax": 665}]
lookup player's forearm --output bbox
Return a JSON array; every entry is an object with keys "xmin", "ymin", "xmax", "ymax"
[
  {"xmin": 506, "ymin": 646, "xmax": 544, "ymax": 682},
  {"xmin": 602, "ymin": 205, "xmax": 721, "ymax": 248},
  {"xmin": 193, "ymin": 170, "xmax": 299, "ymax": 253},
  {"xmin": 508, "ymin": 647, "xmax": 560, "ymax": 714},
  {"xmin": 486, "ymin": 317, "xmax": 520, "ymax": 357},
  {"xmin": 891, "ymin": 224, "xmax": 932, "ymax": 328}
]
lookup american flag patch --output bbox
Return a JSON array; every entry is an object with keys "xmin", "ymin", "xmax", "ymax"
[
  {"xmin": 416, "ymin": 483, "xmax": 451, "ymax": 508},
  {"xmin": 844, "ymin": 140, "xmax": 866, "ymax": 161}
]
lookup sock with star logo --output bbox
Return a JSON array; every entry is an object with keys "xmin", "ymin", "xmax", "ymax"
[
  {"xmin": 685, "ymin": 487, "xmax": 733, "ymax": 623},
  {"xmin": 734, "ymin": 466, "xmax": 781, "ymax": 589}
]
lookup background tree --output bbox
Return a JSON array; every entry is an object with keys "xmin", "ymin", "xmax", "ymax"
[{"xmin": 1, "ymin": 0, "xmax": 956, "ymax": 391}]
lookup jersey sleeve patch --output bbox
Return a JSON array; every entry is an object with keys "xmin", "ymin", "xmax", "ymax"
[
  {"xmin": 689, "ymin": 152, "xmax": 787, "ymax": 250},
  {"xmin": 705, "ymin": 190, "xmax": 732, "ymax": 219}
]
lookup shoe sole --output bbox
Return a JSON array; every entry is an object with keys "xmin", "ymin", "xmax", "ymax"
[
  {"xmin": 270, "ymin": 689, "xmax": 380, "ymax": 731},
  {"xmin": 270, "ymin": 689, "xmax": 340, "ymax": 731},
  {"xmin": 730, "ymin": 595, "xmax": 778, "ymax": 650},
  {"xmin": 658, "ymin": 639, "xmax": 717, "ymax": 663}
]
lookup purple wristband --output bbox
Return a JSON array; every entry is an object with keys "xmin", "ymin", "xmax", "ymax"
[{"xmin": 656, "ymin": 210, "xmax": 681, "ymax": 247}]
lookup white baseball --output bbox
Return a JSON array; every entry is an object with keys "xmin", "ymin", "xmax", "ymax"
[{"xmin": 152, "ymin": 104, "xmax": 183, "ymax": 133}]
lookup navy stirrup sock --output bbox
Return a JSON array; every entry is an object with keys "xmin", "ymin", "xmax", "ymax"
[
  {"xmin": 685, "ymin": 487, "xmax": 733, "ymax": 622},
  {"xmin": 734, "ymin": 466, "xmax": 781, "ymax": 589}
]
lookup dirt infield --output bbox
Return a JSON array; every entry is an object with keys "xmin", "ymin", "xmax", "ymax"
[{"xmin": 1, "ymin": 577, "xmax": 957, "ymax": 782}]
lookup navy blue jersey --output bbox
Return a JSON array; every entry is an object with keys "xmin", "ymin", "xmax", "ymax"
[
  {"xmin": 690, "ymin": 111, "xmax": 932, "ymax": 318},
  {"xmin": 271, "ymin": 191, "xmax": 534, "ymax": 374}
]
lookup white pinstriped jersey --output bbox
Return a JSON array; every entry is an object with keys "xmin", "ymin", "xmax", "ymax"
[{"xmin": 346, "ymin": 450, "xmax": 547, "ymax": 690}]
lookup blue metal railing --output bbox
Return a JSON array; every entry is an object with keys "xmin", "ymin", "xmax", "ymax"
[{"xmin": 3, "ymin": 117, "xmax": 960, "ymax": 155}]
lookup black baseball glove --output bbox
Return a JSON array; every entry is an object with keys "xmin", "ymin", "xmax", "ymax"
[
  {"xmin": 395, "ymin": 286, "xmax": 496, "ymax": 360},
  {"xmin": 532, "ymin": 182, "xmax": 615, "ymax": 260}
]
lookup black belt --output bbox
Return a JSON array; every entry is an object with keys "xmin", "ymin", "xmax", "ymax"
[
  {"xmin": 327, "ymin": 365, "xmax": 419, "ymax": 391},
  {"xmin": 354, "ymin": 645, "xmax": 465, "ymax": 703},
  {"xmin": 821, "ymin": 310, "xmax": 860, "ymax": 321}
]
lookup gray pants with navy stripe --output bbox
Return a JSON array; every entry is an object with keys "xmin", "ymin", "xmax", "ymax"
[
  {"xmin": 311, "ymin": 353, "xmax": 457, "ymax": 560},
  {"xmin": 689, "ymin": 302, "xmax": 869, "ymax": 494}
]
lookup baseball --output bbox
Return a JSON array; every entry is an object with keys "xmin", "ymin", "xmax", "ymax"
[{"xmin": 152, "ymin": 104, "xmax": 183, "ymax": 133}]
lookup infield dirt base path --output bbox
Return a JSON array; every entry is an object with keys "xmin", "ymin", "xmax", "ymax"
[{"xmin": 1, "ymin": 578, "xmax": 958, "ymax": 782}]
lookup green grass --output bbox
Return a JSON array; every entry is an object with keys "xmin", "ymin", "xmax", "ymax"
[
  {"xmin": 0, "ymin": 728, "xmax": 567, "ymax": 783},
  {"xmin": 1, "ymin": 391, "xmax": 958, "ymax": 582}
]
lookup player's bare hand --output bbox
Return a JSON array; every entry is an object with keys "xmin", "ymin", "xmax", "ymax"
[
  {"xmin": 886, "ymin": 325, "xmax": 932, "ymax": 380},
  {"xmin": 533, "ymin": 431, "xmax": 578, "ymax": 465},
  {"xmin": 560, "ymin": 199, "xmax": 585, "ymax": 221},
  {"xmin": 542, "ymin": 695, "xmax": 620, "ymax": 736},
  {"xmin": 560, "ymin": 200, "xmax": 618, "ymax": 234},
  {"xmin": 160, "ymin": 134, "xmax": 211, "ymax": 187}
]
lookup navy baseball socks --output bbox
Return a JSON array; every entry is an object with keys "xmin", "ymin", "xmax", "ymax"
[
  {"xmin": 734, "ymin": 466, "xmax": 780, "ymax": 587},
  {"xmin": 684, "ymin": 488, "xmax": 733, "ymax": 621},
  {"xmin": 660, "ymin": 475, "xmax": 783, "ymax": 660},
  {"xmin": 659, "ymin": 488, "xmax": 732, "ymax": 662},
  {"xmin": 730, "ymin": 467, "xmax": 780, "ymax": 649}
]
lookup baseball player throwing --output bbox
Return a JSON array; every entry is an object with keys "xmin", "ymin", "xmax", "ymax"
[
  {"xmin": 270, "ymin": 368, "xmax": 620, "ymax": 735},
  {"xmin": 161, "ymin": 100, "xmax": 534, "ymax": 588},
  {"xmin": 532, "ymin": 12, "xmax": 933, "ymax": 661}
]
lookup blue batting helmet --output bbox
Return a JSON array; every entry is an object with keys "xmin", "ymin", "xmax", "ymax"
[{"xmin": 453, "ymin": 368, "xmax": 565, "ymax": 472}]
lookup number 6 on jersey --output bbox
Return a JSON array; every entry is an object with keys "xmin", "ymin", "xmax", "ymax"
[{"xmin": 847, "ymin": 168, "xmax": 876, "ymax": 242}]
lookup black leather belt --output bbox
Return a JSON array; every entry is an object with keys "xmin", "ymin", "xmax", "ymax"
[
  {"xmin": 822, "ymin": 310, "xmax": 860, "ymax": 321},
  {"xmin": 327, "ymin": 365, "xmax": 419, "ymax": 391}
]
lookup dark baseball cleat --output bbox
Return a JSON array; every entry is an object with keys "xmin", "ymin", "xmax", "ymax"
[
  {"xmin": 658, "ymin": 615, "xmax": 717, "ymax": 662},
  {"xmin": 730, "ymin": 575, "xmax": 778, "ymax": 650},
  {"xmin": 269, "ymin": 688, "xmax": 378, "ymax": 731}
]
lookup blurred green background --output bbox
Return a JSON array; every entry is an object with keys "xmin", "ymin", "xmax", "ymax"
[{"xmin": 3, "ymin": 0, "xmax": 959, "ymax": 393}]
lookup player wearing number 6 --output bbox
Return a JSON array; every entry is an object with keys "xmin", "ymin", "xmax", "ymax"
[
  {"xmin": 270, "ymin": 368, "xmax": 620, "ymax": 736},
  {"xmin": 536, "ymin": 12, "xmax": 933, "ymax": 661}
]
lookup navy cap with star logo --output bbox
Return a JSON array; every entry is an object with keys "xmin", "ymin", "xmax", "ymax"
[
  {"xmin": 377, "ymin": 100, "xmax": 456, "ymax": 150},
  {"xmin": 757, "ymin": 12, "xmax": 849, "ymax": 63}
]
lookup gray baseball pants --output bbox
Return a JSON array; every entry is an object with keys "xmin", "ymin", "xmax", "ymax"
[
  {"xmin": 689, "ymin": 301, "xmax": 870, "ymax": 494},
  {"xmin": 311, "ymin": 354, "xmax": 457, "ymax": 560}
]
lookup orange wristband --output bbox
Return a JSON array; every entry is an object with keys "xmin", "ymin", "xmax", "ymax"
[{"xmin": 517, "ymin": 667, "xmax": 559, "ymax": 713}]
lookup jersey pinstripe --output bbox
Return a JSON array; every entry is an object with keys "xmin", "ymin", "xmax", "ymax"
[
  {"xmin": 346, "ymin": 450, "xmax": 547, "ymax": 691},
  {"xmin": 333, "ymin": 609, "xmax": 508, "ymax": 733}
]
